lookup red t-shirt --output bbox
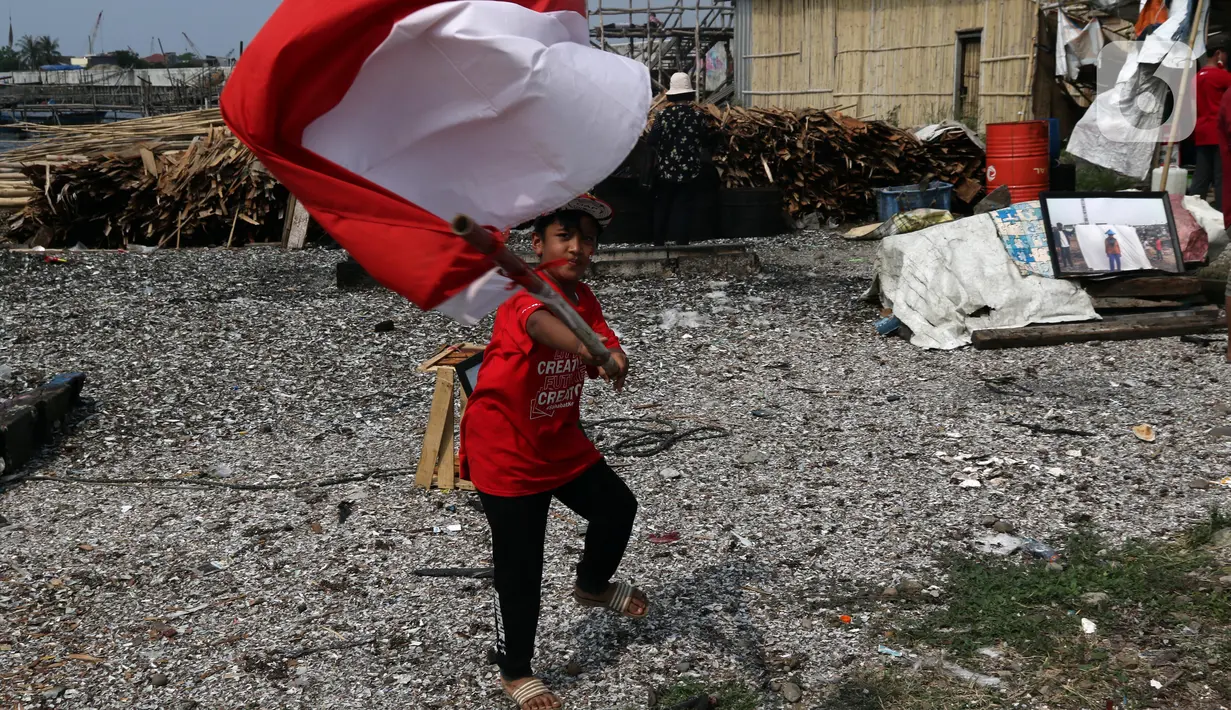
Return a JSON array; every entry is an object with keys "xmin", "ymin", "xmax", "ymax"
[
  {"xmin": 1220, "ymin": 89, "xmax": 1231, "ymax": 227},
  {"xmin": 459, "ymin": 281, "xmax": 620, "ymax": 497},
  {"xmin": 1195, "ymin": 64, "xmax": 1231, "ymax": 146}
]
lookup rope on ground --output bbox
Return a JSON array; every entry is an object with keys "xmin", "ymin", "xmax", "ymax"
[
  {"xmin": 20, "ymin": 466, "xmax": 420, "ymax": 491},
  {"xmin": 581, "ymin": 417, "xmax": 730, "ymax": 457}
]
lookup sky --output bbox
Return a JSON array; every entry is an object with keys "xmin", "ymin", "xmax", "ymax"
[
  {"xmin": 1045, "ymin": 197, "xmax": 1169, "ymax": 227},
  {"xmin": 8, "ymin": 0, "xmax": 281, "ymax": 58},
  {"xmin": 6, "ymin": 0, "xmax": 657, "ymax": 58}
]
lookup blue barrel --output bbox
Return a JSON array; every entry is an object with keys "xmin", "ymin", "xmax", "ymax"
[{"xmin": 1047, "ymin": 118, "xmax": 1062, "ymax": 167}]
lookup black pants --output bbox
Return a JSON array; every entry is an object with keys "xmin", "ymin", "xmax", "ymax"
[
  {"xmin": 653, "ymin": 179, "xmax": 700, "ymax": 246},
  {"xmin": 478, "ymin": 460, "xmax": 637, "ymax": 680},
  {"xmin": 1189, "ymin": 145, "xmax": 1222, "ymax": 211}
]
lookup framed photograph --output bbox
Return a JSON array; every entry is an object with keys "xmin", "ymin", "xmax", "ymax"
[
  {"xmin": 1038, "ymin": 192, "xmax": 1184, "ymax": 277},
  {"xmin": 454, "ymin": 351, "xmax": 484, "ymax": 398}
]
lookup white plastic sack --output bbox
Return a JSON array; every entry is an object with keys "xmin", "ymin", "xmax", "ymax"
[
  {"xmin": 877, "ymin": 215, "xmax": 1098, "ymax": 350},
  {"xmin": 1056, "ymin": 13, "xmax": 1104, "ymax": 81},
  {"xmin": 1182, "ymin": 195, "xmax": 1227, "ymax": 250}
]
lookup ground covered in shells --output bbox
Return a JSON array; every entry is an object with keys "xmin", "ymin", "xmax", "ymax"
[{"xmin": 1, "ymin": 233, "xmax": 1229, "ymax": 709}]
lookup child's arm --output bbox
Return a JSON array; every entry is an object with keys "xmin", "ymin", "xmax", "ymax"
[{"xmin": 526, "ymin": 310, "xmax": 628, "ymax": 390}]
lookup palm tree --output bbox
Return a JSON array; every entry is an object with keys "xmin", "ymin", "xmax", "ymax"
[
  {"xmin": 0, "ymin": 47, "xmax": 19, "ymax": 71},
  {"xmin": 16, "ymin": 34, "xmax": 60, "ymax": 68},
  {"xmin": 36, "ymin": 35, "xmax": 59, "ymax": 65},
  {"xmin": 17, "ymin": 34, "xmax": 38, "ymax": 68}
]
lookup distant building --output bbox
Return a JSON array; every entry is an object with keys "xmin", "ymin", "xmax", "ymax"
[{"xmin": 69, "ymin": 54, "xmax": 119, "ymax": 69}]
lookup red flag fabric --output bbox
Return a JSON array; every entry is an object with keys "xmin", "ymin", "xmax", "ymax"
[{"xmin": 221, "ymin": 0, "xmax": 649, "ymax": 320}]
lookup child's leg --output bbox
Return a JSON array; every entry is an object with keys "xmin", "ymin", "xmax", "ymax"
[
  {"xmin": 478, "ymin": 489, "xmax": 553, "ymax": 680},
  {"xmin": 553, "ymin": 460, "xmax": 638, "ymax": 596}
]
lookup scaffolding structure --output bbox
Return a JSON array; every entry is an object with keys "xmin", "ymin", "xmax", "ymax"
[{"xmin": 590, "ymin": 0, "xmax": 735, "ymax": 102}]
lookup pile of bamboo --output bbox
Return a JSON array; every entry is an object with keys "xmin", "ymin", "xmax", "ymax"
[
  {"xmin": 5, "ymin": 110, "xmax": 287, "ymax": 248},
  {"xmin": 694, "ymin": 104, "xmax": 985, "ymax": 219}
]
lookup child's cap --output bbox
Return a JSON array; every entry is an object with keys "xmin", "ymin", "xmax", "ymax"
[{"xmin": 552, "ymin": 193, "xmax": 615, "ymax": 228}]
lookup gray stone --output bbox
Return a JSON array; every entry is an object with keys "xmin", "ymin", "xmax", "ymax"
[
  {"xmin": 566, "ymin": 660, "xmax": 583, "ymax": 677},
  {"xmin": 0, "ymin": 513, "xmax": 8, "ymax": 528},
  {"xmin": 150, "ymin": 672, "xmax": 169, "ymax": 688},
  {"xmin": 1047, "ymin": 562, "xmax": 1065, "ymax": 573},
  {"xmin": 739, "ymin": 451, "xmax": 770, "ymax": 465},
  {"xmin": 980, "ymin": 515, "xmax": 998, "ymax": 528},
  {"xmin": 781, "ymin": 682, "xmax": 803, "ymax": 703},
  {"xmin": 41, "ymin": 687, "xmax": 67, "ymax": 700},
  {"xmin": 0, "ymin": 365, "xmax": 14, "ymax": 382},
  {"xmin": 1211, "ymin": 528, "xmax": 1231, "ymax": 548},
  {"xmin": 1218, "ymin": 575, "xmax": 1231, "ymax": 585},
  {"xmin": 659, "ymin": 468, "xmax": 683, "ymax": 480},
  {"xmin": 899, "ymin": 579, "xmax": 924, "ymax": 596},
  {"xmin": 1209, "ymin": 426, "xmax": 1231, "ymax": 440},
  {"xmin": 881, "ymin": 586, "xmax": 898, "ymax": 599},
  {"xmin": 992, "ymin": 520, "xmax": 1015, "ymax": 534},
  {"xmin": 675, "ymin": 660, "xmax": 691, "ymax": 673},
  {"xmin": 1190, "ymin": 478, "xmax": 1212, "ymax": 490},
  {"xmin": 1080, "ymin": 592, "xmax": 1111, "ymax": 608}
]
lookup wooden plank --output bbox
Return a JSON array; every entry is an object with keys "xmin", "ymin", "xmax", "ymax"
[
  {"xmin": 280, "ymin": 194, "xmax": 297, "ymax": 247},
  {"xmin": 417, "ymin": 343, "xmax": 485, "ymax": 372},
  {"xmin": 1081, "ymin": 276, "xmax": 1203, "ymax": 299},
  {"xmin": 1092, "ymin": 297, "xmax": 1188, "ymax": 310},
  {"xmin": 414, "ymin": 369, "xmax": 455, "ymax": 489},
  {"xmin": 285, "ymin": 198, "xmax": 310, "ymax": 250},
  {"xmin": 971, "ymin": 312, "xmax": 1226, "ymax": 350},
  {"xmin": 436, "ymin": 395, "xmax": 456, "ymax": 491},
  {"xmin": 139, "ymin": 147, "xmax": 160, "ymax": 176}
]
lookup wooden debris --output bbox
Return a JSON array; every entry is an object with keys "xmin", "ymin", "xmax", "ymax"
[
  {"xmin": 4, "ymin": 110, "xmax": 286, "ymax": 248},
  {"xmin": 648, "ymin": 105, "xmax": 984, "ymax": 220},
  {"xmin": 971, "ymin": 310, "xmax": 1226, "ymax": 350},
  {"xmin": 1081, "ymin": 276, "xmax": 1204, "ymax": 299}
]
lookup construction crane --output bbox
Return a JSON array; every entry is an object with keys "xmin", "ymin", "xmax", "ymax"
[
  {"xmin": 87, "ymin": 10, "xmax": 103, "ymax": 55},
  {"xmin": 182, "ymin": 31, "xmax": 202, "ymax": 60}
]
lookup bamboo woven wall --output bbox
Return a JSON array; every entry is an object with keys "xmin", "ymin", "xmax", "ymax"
[{"xmin": 745, "ymin": 0, "xmax": 1037, "ymax": 127}]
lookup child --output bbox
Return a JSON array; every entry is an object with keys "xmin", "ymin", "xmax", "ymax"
[{"xmin": 459, "ymin": 194, "xmax": 646, "ymax": 710}]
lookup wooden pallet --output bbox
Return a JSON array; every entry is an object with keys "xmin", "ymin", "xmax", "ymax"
[{"xmin": 414, "ymin": 344, "xmax": 485, "ymax": 491}]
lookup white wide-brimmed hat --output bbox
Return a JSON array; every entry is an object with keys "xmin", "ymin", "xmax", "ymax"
[{"xmin": 665, "ymin": 72, "xmax": 695, "ymax": 96}]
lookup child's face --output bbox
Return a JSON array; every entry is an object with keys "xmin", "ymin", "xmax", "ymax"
[{"xmin": 532, "ymin": 214, "xmax": 599, "ymax": 284}]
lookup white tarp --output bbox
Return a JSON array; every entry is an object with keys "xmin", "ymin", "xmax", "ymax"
[
  {"xmin": 1182, "ymin": 195, "xmax": 1228, "ymax": 252},
  {"xmin": 1066, "ymin": 44, "xmax": 1168, "ymax": 179},
  {"xmin": 1073, "ymin": 224, "xmax": 1153, "ymax": 271},
  {"xmin": 1056, "ymin": 13, "xmax": 1104, "ymax": 81},
  {"xmin": 914, "ymin": 120, "xmax": 986, "ymax": 151},
  {"xmin": 877, "ymin": 214, "xmax": 1098, "ymax": 350},
  {"xmin": 1067, "ymin": 0, "xmax": 1208, "ymax": 179}
]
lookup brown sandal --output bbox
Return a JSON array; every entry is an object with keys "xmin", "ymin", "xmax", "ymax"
[
  {"xmin": 504, "ymin": 677, "xmax": 561, "ymax": 709},
  {"xmin": 573, "ymin": 581, "xmax": 649, "ymax": 618}
]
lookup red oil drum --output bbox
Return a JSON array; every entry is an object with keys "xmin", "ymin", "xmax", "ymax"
[{"xmin": 985, "ymin": 120, "xmax": 1050, "ymax": 204}]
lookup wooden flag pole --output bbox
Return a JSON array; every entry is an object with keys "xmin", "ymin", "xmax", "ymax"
[
  {"xmin": 450, "ymin": 215, "xmax": 618, "ymax": 377},
  {"xmin": 1159, "ymin": 0, "xmax": 1208, "ymax": 189}
]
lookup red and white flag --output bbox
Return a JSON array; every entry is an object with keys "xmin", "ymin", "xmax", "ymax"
[{"xmin": 221, "ymin": 0, "xmax": 649, "ymax": 323}]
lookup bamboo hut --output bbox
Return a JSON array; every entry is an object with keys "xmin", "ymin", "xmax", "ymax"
[{"xmin": 734, "ymin": 0, "xmax": 1042, "ymax": 128}]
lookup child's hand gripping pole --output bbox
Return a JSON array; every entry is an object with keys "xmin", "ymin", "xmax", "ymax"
[{"xmin": 451, "ymin": 215, "xmax": 619, "ymax": 378}]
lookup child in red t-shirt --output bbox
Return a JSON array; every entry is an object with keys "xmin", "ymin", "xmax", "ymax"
[{"xmin": 459, "ymin": 195, "xmax": 645, "ymax": 710}]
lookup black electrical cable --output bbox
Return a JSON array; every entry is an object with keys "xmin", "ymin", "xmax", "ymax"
[{"xmin": 580, "ymin": 417, "xmax": 729, "ymax": 457}]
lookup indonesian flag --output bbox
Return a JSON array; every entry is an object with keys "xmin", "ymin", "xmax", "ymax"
[{"xmin": 221, "ymin": 0, "xmax": 649, "ymax": 323}]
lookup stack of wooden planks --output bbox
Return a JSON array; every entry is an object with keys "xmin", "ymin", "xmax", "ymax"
[
  {"xmin": 646, "ymin": 103, "xmax": 986, "ymax": 220},
  {"xmin": 4, "ymin": 110, "xmax": 287, "ymax": 248},
  {"xmin": 972, "ymin": 276, "xmax": 1226, "ymax": 349}
]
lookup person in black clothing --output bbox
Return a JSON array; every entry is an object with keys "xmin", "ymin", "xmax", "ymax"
[{"xmin": 646, "ymin": 72, "xmax": 718, "ymax": 246}]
